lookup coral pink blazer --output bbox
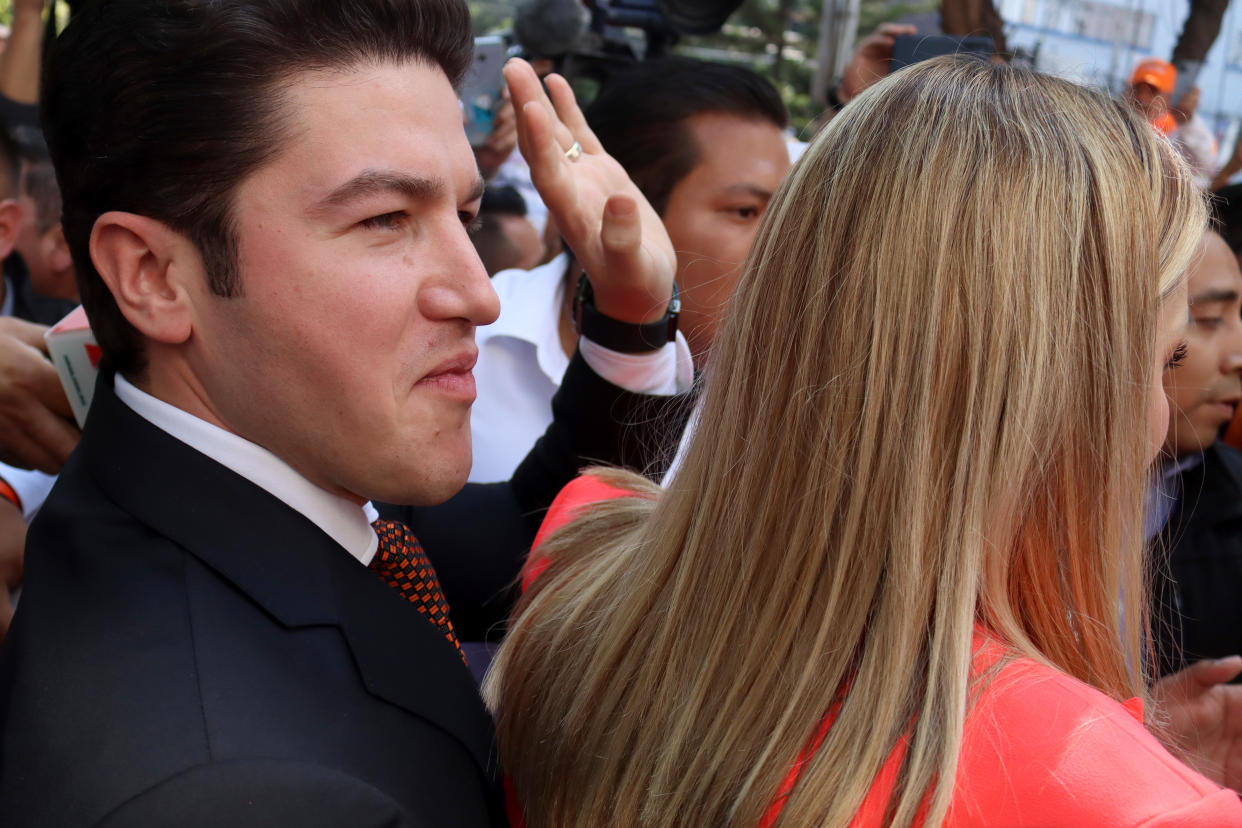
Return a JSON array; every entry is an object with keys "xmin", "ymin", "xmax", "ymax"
[{"xmin": 520, "ymin": 476, "xmax": 1242, "ymax": 826}]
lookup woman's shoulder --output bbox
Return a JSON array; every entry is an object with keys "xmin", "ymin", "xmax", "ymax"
[
  {"xmin": 533, "ymin": 474, "xmax": 635, "ymax": 545},
  {"xmin": 523, "ymin": 474, "xmax": 640, "ymax": 590},
  {"xmin": 947, "ymin": 646, "xmax": 1242, "ymax": 826}
]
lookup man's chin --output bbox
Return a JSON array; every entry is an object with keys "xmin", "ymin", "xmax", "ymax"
[{"xmin": 373, "ymin": 448, "xmax": 472, "ymax": 506}]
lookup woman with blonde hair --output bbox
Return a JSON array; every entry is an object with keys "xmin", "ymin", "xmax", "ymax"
[{"xmin": 485, "ymin": 56, "xmax": 1241, "ymax": 825}]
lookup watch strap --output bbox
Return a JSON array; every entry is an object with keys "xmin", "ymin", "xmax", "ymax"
[{"xmin": 573, "ymin": 272, "xmax": 680, "ymax": 353}]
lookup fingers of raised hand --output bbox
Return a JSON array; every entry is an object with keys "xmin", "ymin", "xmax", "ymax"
[
  {"xmin": 599, "ymin": 196, "xmax": 641, "ymax": 259},
  {"xmin": 543, "ymin": 74, "xmax": 603, "ymax": 155},
  {"xmin": 505, "ymin": 60, "xmax": 575, "ymax": 155}
]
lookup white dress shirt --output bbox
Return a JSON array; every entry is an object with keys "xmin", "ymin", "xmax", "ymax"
[
  {"xmin": 114, "ymin": 374, "xmax": 380, "ymax": 566},
  {"xmin": 469, "ymin": 254, "xmax": 694, "ymax": 483},
  {"xmin": 0, "ymin": 461, "xmax": 54, "ymax": 521}
]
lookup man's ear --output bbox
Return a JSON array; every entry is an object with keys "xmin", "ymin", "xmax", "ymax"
[
  {"xmin": 0, "ymin": 199, "xmax": 23, "ymax": 262},
  {"xmin": 89, "ymin": 211, "xmax": 195, "ymax": 346}
]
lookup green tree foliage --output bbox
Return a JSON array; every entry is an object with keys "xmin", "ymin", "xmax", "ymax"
[{"xmin": 677, "ymin": 0, "xmax": 935, "ymax": 134}]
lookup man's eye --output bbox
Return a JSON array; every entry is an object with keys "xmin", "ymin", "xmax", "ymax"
[
  {"xmin": 1193, "ymin": 316, "xmax": 1224, "ymax": 331},
  {"xmin": 359, "ymin": 211, "xmax": 409, "ymax": 231},
  {"xmin": 461, "ymin": 212, "xmax": 482, "ymax": 235},
  {"xmin": 732, "ymin": 206, "xmax": 759, "ymax": 220}
]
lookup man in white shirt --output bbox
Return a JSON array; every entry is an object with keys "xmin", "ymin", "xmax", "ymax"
[
  {"xmin": 0, "ymin": 1, "xmax": 688, "ymax": 825},
  {"xmin": 471, "ymin": 57, "xmax": 789, "ymax": 482}
]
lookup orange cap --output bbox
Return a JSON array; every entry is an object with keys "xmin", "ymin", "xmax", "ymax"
[{"xmin": 1130, "ymin": 58, "xmax": 1176, "ymax": 95}]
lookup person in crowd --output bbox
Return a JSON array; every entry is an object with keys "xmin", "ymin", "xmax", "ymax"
[
  {"xmin": 1152, "ymin": 230, "xmax": 1242, "ymax": 677},
  {"xmin": 0, "ymin": 132, "xmax": 76, "ymax": 639},
  {"xmin": 469, "ymin": 57, "xmax": 787, "ymax": 483},
  {"xmin": 0, "ymin": 0, "xmax": 48, "ymax": 157},
  {"xmin": 12, "ymin": 156, "xmax": 74, "ymax": 303},
  {"xmin": 473, "ymin": 184, "xmax": 544, "ymax": 276},
  {"xmin": 0, "ymin": 0, "xmax": 78, "ymax": 479},
  {"xmin": 0, "ymin": 0, "xmax": 81, "ymax": 640},
  {"xmin": 486, "ymin": 56, "xmax": 1242, "ymax": 825},
  {"xmin": 1145, "ymin": 230, "xmax": 1242, "ymax": 791},
  {"xmin": 0, "ymin": 0, "xmax": 690, "ymax": 824},
  {"xmin": 1124, "ymin": 58, "xmax": 1217, "ymax": 185}
]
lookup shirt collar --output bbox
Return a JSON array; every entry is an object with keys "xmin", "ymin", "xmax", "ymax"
[{"xmin": 113, "ymin": 373, "xmax": 378, "ymax": 566}]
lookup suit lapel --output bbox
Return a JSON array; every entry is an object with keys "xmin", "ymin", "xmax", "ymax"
[
  {"xmin": 330, "ymin": 555, "xmax": 497, "ymax": 773},
  {"xmin": 84, "ymin": 374, "xmax": 496, "ymax": 775}
]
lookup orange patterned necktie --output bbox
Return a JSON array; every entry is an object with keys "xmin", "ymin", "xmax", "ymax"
[{"xmin": 369, "ymin": 519, "xmax": 464, "ymax": 663}]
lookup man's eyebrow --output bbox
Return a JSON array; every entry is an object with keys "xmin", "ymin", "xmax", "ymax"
[
  {"xmin": 722, "ymin": 183, "xmax": 774, "ymax": 200},
  {"xmin": 311, "ymin": 170, "xmax": 442, "ymax": 214},
  {"xmin": 1190, "ymin": 288, "xmax": 1241, "ymax": 305}
]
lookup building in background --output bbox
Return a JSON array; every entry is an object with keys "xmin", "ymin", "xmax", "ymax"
[{"xmin": 998, "ymin": 0, "xmax": 1242, "ymax": 176}]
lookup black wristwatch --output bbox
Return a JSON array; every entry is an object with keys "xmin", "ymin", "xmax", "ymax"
[{"xmin": 572, "ymin": 271, "xmax": 680, "ymax": 353}]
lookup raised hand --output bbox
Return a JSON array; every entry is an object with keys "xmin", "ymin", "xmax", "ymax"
[
  {"xmin": 839, "ymin": 23, "xmax": 918, "ymax": 103},
  {"xmin": 503, "ymin": 58, "xmax": 675, "ymax": 325}
]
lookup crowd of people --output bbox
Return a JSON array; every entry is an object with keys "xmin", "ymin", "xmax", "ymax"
[{"xmin": 0, "ymin": 0, "xmax": 1241, "ymax": 826}]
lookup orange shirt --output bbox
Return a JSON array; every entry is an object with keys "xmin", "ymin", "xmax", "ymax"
[{"xmin": 521, "ymin": 476, "xmax": 1242, "ymax": 826}]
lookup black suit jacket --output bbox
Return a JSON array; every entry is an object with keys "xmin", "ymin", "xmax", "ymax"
[
  {"xmin": 1153, "ymin": 440, "xmax": 1242, "ymax": 679},
  {"xmin": 0, "ymin": 375, "xmax": 503, "ymax": 826},
  {"xmin": 0, "ymin": 352, "xmax": 691, "ymax": 825}
]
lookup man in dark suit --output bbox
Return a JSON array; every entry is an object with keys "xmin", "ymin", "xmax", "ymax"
[
  {"xmin": 0, "ymin": 0, "xmax": 687, "ymax": 824},
  {"xmin": 1153, "ymin": 230, "xmax": 1242, "ymax": 679}
]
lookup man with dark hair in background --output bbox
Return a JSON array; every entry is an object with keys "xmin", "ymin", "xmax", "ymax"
[
  {"xmin": 1146, "ymin": 229, "xmax": 1242, "ymax": 789},
  {"xmin": 13, "ymin": 157, "xmax": 74, "ymax": 303},
  {"xmin": 472, "ymin": 184, "xmax": 543, "ymax": 276},
  {"xmin": 1152, "ymin": 231, "xmax": 1242, "ymax": 677},
  {"xmin": 0, "ymin": 0, "xmax": 80, "ymax": 479},
  {"xmin": 0, "ymin": 0, "xmax": 687, "ymax": 824},
  {"xmin": 470, "ymin": 56, "xmax": 788, "ymax": 483},
  {"xmin": 0, "ymin": 132, "xmax": 75, "ymax": 641}
]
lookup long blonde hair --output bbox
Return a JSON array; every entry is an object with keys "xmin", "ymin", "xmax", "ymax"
[{"xmin": 486, "ymin": 57, "xmax": 1206, "ymax": 827}]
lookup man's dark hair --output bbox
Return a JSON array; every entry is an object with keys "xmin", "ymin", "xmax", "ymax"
[
  {"xmin": 1213, "ymin": 183, "xmax": 1242, "ymax": 255},
  {"xmin": 42, "ymin": 0, "xmax": 474, "ymax": 375},
  {"xmin": 480, "ymin": 184, "xmax": 528, "ymax": 218},
  {"xmin": 584, "ymin": 57, "xmax": 787, "ymax": 215},
  {"xmin": 0, "ymin": 127, "xmax": 22, "ymax": 203},
  {"xmin": 20, "ymin": 159, "xmax": 61, "ymax": 234}
]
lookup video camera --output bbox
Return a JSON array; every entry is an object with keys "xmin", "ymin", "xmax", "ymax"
[{"xmin": 514, "ymin": 0, "xmax": 744, "ymax": 92}]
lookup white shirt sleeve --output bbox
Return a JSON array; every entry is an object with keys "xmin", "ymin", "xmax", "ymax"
[
  {"xmin": 0, "ymin": 462, "xmax": 56, "ymax": 522},
  {"xmin": 579, "ymin": 331, "xmax": 694, "ymax": 396}
]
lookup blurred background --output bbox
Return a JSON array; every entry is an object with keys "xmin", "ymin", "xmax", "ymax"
[
  {"xmin": 0, "ymin": 0, "xmax": 1232, "ymax": 180},
  {"xmin": 467, "ymin": 0, "xmax": 1242, "ymax": 175}
]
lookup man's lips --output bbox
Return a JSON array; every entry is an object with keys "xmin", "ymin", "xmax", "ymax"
[
  {"xmin": 417, "ymin": 350, "xmax": 478, "ymax": 400},
  {"xmin": 1205, "ymin": 395, "xmax": 1241, "ymax": 422}
]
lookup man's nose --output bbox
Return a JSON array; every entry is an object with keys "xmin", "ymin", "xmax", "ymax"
[
  {"xmin": 421, "ymin": 230, "xmax": 501, "ymax": 326},
  {"xmin": 1224, "ymin": 321, "xmax": 1242, "ymax": 375}
]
